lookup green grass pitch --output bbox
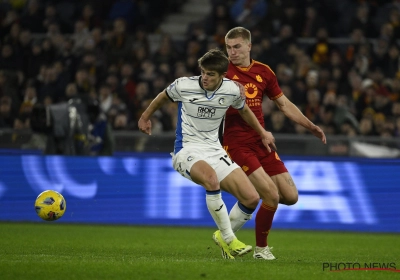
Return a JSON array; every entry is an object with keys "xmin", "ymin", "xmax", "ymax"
[{"xmin": 0, "ymin": 222, "xmax": 399, "ymax": 280}]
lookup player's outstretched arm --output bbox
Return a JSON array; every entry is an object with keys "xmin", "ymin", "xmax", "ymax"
[
  {"xmin": 138, "ymin": 90, "xmax": 170, "ymax": 135},
  {"xmin": 273, "ymin": 95, "xmax": 327, "ymax": 144},
  {"xmin": 238, "ymin": 104, "xmax": 277, "ymax": 152}
]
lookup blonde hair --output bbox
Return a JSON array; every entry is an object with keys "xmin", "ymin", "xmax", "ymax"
[{"xmin": 225, "ymin": 27, "xmax": 251, "ymax": 43}]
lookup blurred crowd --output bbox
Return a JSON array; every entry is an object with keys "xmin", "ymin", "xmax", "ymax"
[{"xmin": 0, "ymin": 0, "xmax": 399, "ymax": 142}]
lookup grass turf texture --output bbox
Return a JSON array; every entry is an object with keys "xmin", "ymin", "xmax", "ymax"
[{"xmin": 0, "ymin": 223, "xmax": 399, "ymax": 280}]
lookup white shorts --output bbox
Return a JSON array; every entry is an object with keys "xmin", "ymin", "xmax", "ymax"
[{"xmin": 171, "ymin": 146, "xmax": 240, "ymax": 182}]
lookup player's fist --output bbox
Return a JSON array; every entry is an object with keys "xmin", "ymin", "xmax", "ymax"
[
  {"xmin": 310, "ymin": 125, "xmax": 327, "ymax": 144},
  {"xmin": 138, "ymin": 117, "xmax": 152, "ymax": 135},
  {"xmin": 261, "ymin": 130, "xmax": 277, "ymax": 153}
]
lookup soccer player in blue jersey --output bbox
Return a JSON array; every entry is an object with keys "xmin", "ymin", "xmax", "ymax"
[{"xmin": 138, "ymin": 49, "xmax": 276, "ymax": 259}]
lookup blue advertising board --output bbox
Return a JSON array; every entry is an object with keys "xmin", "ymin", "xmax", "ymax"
[{"xmin": 0, "ymin": 153, "xmax": 399, "ymax": 232}]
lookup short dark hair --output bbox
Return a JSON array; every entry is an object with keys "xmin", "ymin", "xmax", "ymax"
[
  {"xmin": 197, "ymin": 48, "xmax": 229, "ymax": 75},
  {"xmin": 225, "ymin": 27, "xmax": 251, "ymax": 43}
]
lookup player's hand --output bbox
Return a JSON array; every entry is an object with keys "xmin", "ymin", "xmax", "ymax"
[
  {"xmin": 233, "ymin": 81, "xmax": 246, "ymax": 100},
  {"xmin": 138, "ymin": 117, "xmax": 152, "ymax": 135},
  {"xmin": 310, "ymin": 125, "xmax": 327, "ymax": 144},
  {"xmin": 261, "ymin": 130, "xmax": 277, "ymax": 153}
]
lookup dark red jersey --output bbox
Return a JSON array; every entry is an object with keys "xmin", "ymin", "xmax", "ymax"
[{"xmin": 223, "ymin": 60, "xmax": 283, "ymax": 147}]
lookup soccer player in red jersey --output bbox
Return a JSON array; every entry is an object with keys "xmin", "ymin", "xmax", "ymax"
[{"xmin": 222, "ymin": 27, "xmax": 327, "ymax": 260}]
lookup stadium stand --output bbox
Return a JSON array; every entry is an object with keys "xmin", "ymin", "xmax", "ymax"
[{"xmin": 0, "ymin": 0, "xmax": 399, "ymax": 155}]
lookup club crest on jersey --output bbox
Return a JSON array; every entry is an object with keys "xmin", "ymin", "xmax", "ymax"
[
  {"xmin": 256, "ymin": 75, "xmax": 263, "ymax": 82},
  {"xmin": 197, "ymin": 107, "xmax": 215, "ymax": 118},
  {"xmin": 244, "ymin": 83, "xmax": 258, "ymax": 99},
  {"xmin": 218, "ymin": 98, "xmax": 225, "ymax": 105}
]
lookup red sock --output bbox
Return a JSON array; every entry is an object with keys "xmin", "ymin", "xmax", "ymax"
[{"xmin": 255, "ymin": 202, "xmax": 277, "ymax": 247}]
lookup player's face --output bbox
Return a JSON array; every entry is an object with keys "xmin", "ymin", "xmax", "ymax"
[
  {"xmin": 200, "ymin": 68, "xmax": 226, "ymax": 91},
  {"xmin": 225, "ymin": 37, "xmax": 251, "ymax": 67}
]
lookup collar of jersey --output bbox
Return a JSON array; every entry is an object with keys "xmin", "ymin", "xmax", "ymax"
[
  {"xmin": 232, "ymin": 59, "xmax": 255, "ymax": 72},
  {"xmin": 198, "ymin": 76, "xmax": 223, "ymax": 98}
]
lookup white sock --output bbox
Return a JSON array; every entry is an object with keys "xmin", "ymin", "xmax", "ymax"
[
  {"xmin": 229, "ymin": 201, "xmax": 253, "ymax": 233},
  {"xmin": 206, "ymin": 191, "xmax": 235, "ymax": 243}
]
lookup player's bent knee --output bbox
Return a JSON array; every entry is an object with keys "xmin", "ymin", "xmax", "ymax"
[
  {"xmin": 202, "ymin": 174, "xmax": 220, "ymax": 191},
  {"xmin": 285, "ymin": 198, "xmax": 298, "ymax": 206},
  {"xmin": 259, "ymin": 187, "xmax": 279, "ymax": 204},
  {"xmin": 281, "ymin": 193, "xmax": 298, "ymax": 205},
  {"xmin": 245, "ymin": 192, "xmax": 260, "ymax": 209}
]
